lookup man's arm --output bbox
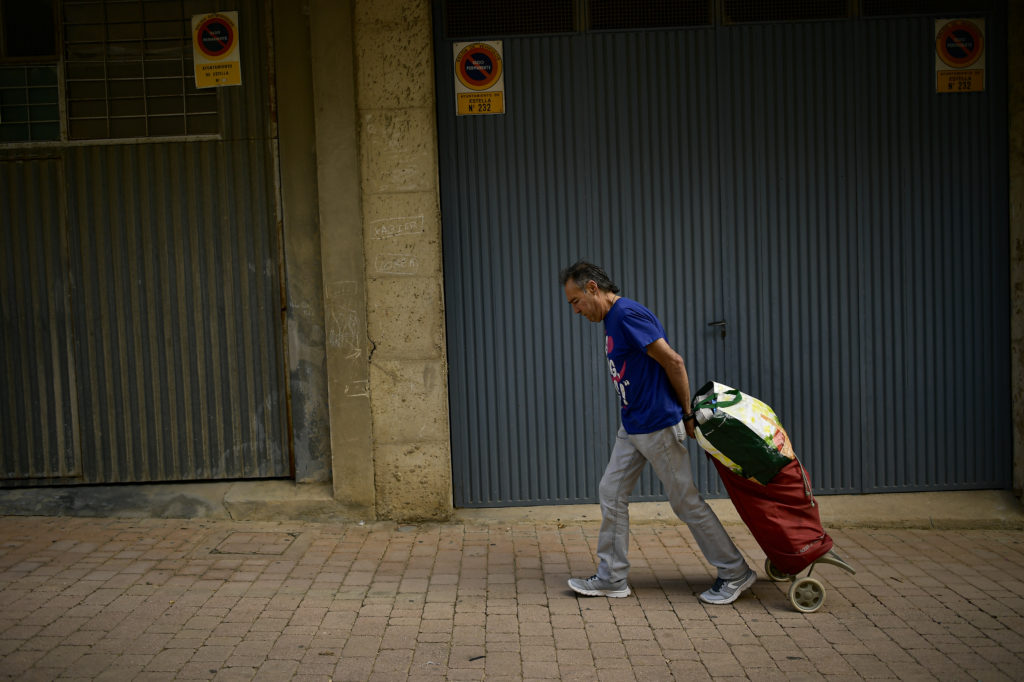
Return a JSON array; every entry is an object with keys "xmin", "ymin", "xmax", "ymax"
[{"xmin": 646, "ymin": 337, "xmax": 696, "ymax": 438}]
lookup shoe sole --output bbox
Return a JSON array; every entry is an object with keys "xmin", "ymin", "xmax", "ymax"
[
  {"xmin": 567, "ymin": 580, "xmax": 631, "ymax": 598},
  {"xmin": 698, "ymin": 570, "xmax": 757, "ymax": 605}
]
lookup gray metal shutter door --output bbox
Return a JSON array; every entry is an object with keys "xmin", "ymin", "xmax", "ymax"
[
  {"xmin": 854, "ymin": 17, "xmax": 1009, "ymax": 490},
  {"xmin": 442, "ymin": 36, "xmax": 611, "ymax": 505},
  {"xmin": 438, "ymin": 15, "xmax": 1010, "ymax": 507},
  {"xmin": 715, "ymin": 23, "xmax": 866, "ymax": 493},
  {"xmin": 63, "ymin": 141, "xmax": 289, "ymax": 483},
  {"xmin": 717, "ymin": 17, "xmax": 1009, "ymax": 493},
  {"xmin": 0, "ymin": 158, "xmax": 81, "ymax": 481}
]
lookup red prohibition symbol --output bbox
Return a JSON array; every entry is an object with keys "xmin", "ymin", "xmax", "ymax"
[
  {"xmin": 197, "ymin": 15, "xmax": 235, "ymax": 59},
  {"xmin": 936, "ymin": 20, "xmax": 983, "ymax": 69},
  {"xmin": 456, "ymin": 43, "xmax": 502, "ymax": 91}
]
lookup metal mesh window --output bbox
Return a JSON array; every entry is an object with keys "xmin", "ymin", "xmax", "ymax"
[
  {"xmin": 63, "ymin": 0, "xmax": 219, "ymax": 140},
  {"xmin": 444, "ymin": 0, "xmax": 574, "ymax": 38},
  {"xmin": 590, "ymin": 0, "xmax": 712, "ymax": 30},
  {"xmin": 0, "ymin": 66, "xmax": 59, "ymax": 142},
  {"xmin": 722, "ymin": 0, "xmax": 849, "ymax": 24},
  {"xmin": 0, "ymin": 0, "xmax": 59, "ymax": 142}
]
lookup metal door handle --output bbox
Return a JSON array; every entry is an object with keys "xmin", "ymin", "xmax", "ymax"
[{"xmin": 708, "ymin": 320, "xmax": 727, "ymax": 339}]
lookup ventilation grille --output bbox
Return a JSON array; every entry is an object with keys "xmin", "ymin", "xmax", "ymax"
[
  {"xmin": 723, "ymin": 0, "xmax": 849, "ymax": 24},
  {"xmin": 444, "ymin": 0, "xmax": 574, "ymax": 38},
  {"xmin": 861, "ymin": 0, "xmax": 996, "ymax": 16},
  {"xmin": 62, "ymin": 0, "xmax": 219, "ymax": 140},
  {"xmin": 590, "ymin": 0, "xmax": 712, "ymax": 30},
  {"xmin": 443, "ymin": 1, "xmax": 998, "ymax": 35}
]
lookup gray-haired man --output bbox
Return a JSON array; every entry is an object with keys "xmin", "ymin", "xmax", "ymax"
[{"xmin": 560, "ymin": 260, "xmax": 755, "ymax": 604}]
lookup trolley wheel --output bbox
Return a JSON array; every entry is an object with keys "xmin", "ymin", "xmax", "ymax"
[
  {"xmin": 788, "ymin": 577, "xmax": 826, "ymax": 613},
  {"xmin": 764, "ymin": 558, "xmax": 792, "ymax": 582}
]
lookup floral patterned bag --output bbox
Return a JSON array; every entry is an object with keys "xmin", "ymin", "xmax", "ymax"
[{"xmin": 691, "ymin": 381, "xmax": 796, "ymax": 484}]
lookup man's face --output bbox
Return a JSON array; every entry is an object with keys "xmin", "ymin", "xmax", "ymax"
[{"xmin": 565, "ymin": 280, "xmax": 602, "ymax": 322}]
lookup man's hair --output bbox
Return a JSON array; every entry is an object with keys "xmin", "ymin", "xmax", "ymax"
[{"xmin": 559, "ymin": 260, "xmax": 620, "ymax": 294}]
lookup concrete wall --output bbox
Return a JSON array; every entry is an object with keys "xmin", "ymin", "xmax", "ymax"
[
  {"xmin": 308, "ymin": 1, "xmax": 377, "ymax": 516},
  {"xmin": 273, "ymin": 1, "xmax": 331, "ymax": 484},
  {"xmin": 1011, "ymin": 1, "xmax": 1024, "ymax": 498}
]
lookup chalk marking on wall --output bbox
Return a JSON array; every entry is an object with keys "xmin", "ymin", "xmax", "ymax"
[
  {"xmin": 327, "ymin": 280, "xmax": 359, "ymax": 298},
  {"xmin": 372, "ymin": 215, "xmax": 424, "ymax": 239},
  {"xmin": 324, "ymin": 281, "xmax": 365, "ymax": 359},
  {"xmin": 344, "ymin": 380, "xmax": 369, "ymax": 398},
  {"xmin": 290, "ymin": 301, "xmax": 314, "ymax": 318},
  {"xmin": 328, "ymin": 307, "xmax": 361, "ymax": 358},
  {"xmin": 375, "ymin": 253, "xmax": 420, "ymax": 275}
]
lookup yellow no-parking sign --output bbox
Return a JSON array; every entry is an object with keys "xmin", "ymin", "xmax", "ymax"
[
  {"xmin": 453, "ymin": 41, "xmax": 505, "ymax": 115},
  {"xmin": 192, "ymin": 12, "xmax": 242, "ymax": 88},
  {"xmin": 935, "ymin": 18, "xmax": 985, "ymax": 93}
]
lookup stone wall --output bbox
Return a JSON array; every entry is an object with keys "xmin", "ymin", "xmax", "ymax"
[{"xmin": 354, "ymin": 0, "xmax": 453, "ymax": 520}]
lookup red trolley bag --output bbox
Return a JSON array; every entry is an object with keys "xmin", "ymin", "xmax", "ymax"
[
  {"xmin": 709, "ymin": 456, "xmax": 832, "ymax": 575},
  {"xmin": 692, "ymin": 382, "xmax": 855, "ymax": 612}
]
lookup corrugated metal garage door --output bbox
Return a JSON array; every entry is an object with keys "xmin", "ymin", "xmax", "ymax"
[
  {"xmin": 0, "ymin": 1, "xmax": 289, "ymax": 484},
  {"xmin": 0, "ymin": 157, "xmax": 81, "ymax": 480},
  {"xmin": 436, "ymin": 10, "xmax": 1010, "ymax": 506}
]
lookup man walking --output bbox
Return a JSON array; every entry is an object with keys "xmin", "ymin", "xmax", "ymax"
[{"xmin": 560, "ymin": 261, "xmax": 755, "ymax": 604}]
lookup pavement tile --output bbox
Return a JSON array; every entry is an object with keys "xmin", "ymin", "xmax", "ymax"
[
  {"xmin": 444, "ymin": 668, "xmax": 485, "ymax": 681},
  {"xmin": 521, "ymin": 659, "xmax": 560, "ymax": 678},
  {"xmin": 594, "ymin": 652, "xmax": 634, "ymax": 669},
  {"xmin": 520, "ymin": 642, "xmax": 557, "ymax": 662},
  {"xmin": 555, "ymin": 646, "xmax": 594, "ymax": 667},
  {"xmin": 620, "ymin": 624, "xmax": 657, "ymax": 641},
  {"xmin": 557, "ymin": 664, "xmax": 599, "ymax": 680},
  {"xmin": 699, "ymin": 649, "xmax": 744, "ymax": 676},
  {"xmin": 552, "ymin": 627, "xmax": 589, "ymax": 649},
  {"xmin": 381, "ymin": 624, "xmax": 420, "ymax": 650},
  {"xmin": 452, "ymin": 624, "xmax": 485, "ymax": 646},
  {"xmin": 253, "ymin": 658, "xmax": 299, "ymax": 679},
  {"xmin": 332, "ymin": 656, "xmax": 373, "ymax": 681},
  {"xmin": 146, "ymin": 646, "xmax": 196, "ymax": 672}
]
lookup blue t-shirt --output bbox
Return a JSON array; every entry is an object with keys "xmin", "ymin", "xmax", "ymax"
[{"xmin": 604, "ymin": 298, "xmax": 684, "ymax": 434}]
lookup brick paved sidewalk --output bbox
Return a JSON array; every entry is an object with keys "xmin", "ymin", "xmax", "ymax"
[{"xmin": 0, "ymin": 516, "xmax": 1022, "ymax": 681}]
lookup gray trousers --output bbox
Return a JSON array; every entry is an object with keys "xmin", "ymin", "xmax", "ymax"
[{"xmin": 596, "ymin": 421, "xmax": 749, "ymax": 583}]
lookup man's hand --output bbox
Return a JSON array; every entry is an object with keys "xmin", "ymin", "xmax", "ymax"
[
  {"xmin": 646, "ymin": 338, "xmax": 695, "ymax": 435},
  {"xmin": 684, "ymin": 417, "xmax": 696, "ymax": 439}
]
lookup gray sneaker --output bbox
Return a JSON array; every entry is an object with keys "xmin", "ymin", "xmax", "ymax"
[
  {"xmin": 568, "ymin": 574, "xmax": 630, "ymax": 598},
  {"xmin": 698, "ymin": 568, "xmax": 756, "ymax": 605}
]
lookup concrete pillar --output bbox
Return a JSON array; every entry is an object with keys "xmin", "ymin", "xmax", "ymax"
[
  {"xmin": 355, "ymin": 0, "xmax": 453, "ymax": 521},
  {"xmin": 1011, "ymin": 1, "xmax": 1024, "ymax": 498},
  {"xmin": 309, "ymin": 1, "xmax": 376, "ymax": 515},
  {"xmin": 272, "ymin": 1, "xmax": 332, "ymax": 483}
]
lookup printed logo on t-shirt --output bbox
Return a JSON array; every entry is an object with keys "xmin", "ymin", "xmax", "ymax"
[{"xmin": 606, "ymin": 335, "xmax": 629, "ymax": 407}]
